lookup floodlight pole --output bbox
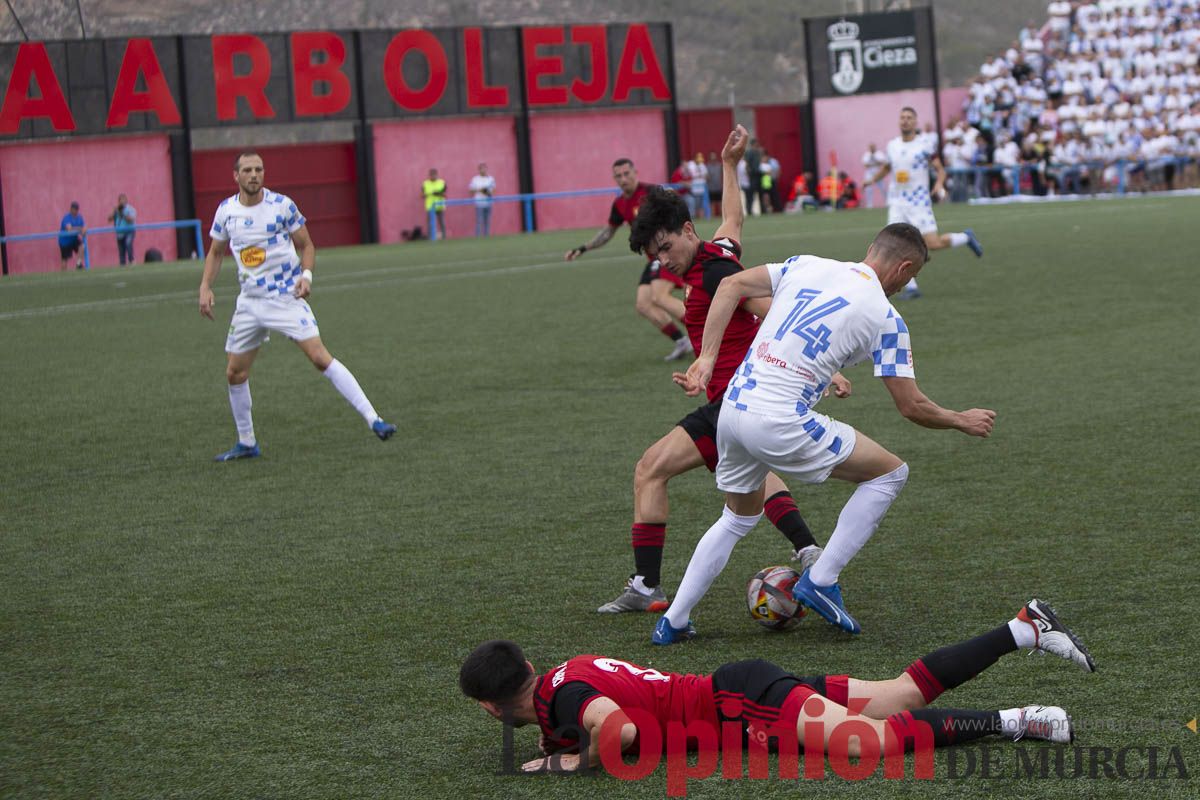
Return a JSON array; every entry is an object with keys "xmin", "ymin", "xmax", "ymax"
[{"xmin": 927, "ymin": 5, "xmax": 944, "ymax": 158}]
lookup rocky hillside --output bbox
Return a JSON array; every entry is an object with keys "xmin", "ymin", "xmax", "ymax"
[{"xmin": 1, "ymin": 0, "xmax": 1049, "ymax": 105}]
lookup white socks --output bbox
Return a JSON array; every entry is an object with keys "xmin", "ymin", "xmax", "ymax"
[
  {"xmin": 1008, "ymin": 617, "xmax": 1038, "ymax": 649},
  {"xmin": 949, "ymin": 232, "xmax": 969, "ymax": 247},
  {"xmin": 228, "ymin": 381, "xmax": 255, "ymax": 446},
  {"xmin": 323, "ymin": 359, "xmax": 379, "ymax": 425},
  {"xmin": 664, "ymin": 506, "xmax": 762, "ymax": 628},
  {"xmin": 808, "ymin": 463, "xmax": 909, "ymax": 587},
  {"xmin": 904, "ymin": 277, "xmax": 919, "ymax": 292},
  {"xmin": 999, "ymin": 708, "xmax": 1024, "ymax": 739}
]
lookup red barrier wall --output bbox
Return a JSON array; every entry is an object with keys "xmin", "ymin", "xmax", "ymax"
[
  {"xmin": 752, "ymin": 104, "xmax": 806, "ymax": 191},
  {"xmin": 811, "ymin": 88, "xmax": 968, "ymax": 188},
  {"xmin": 372, "ymin": 116, "xmax": 521, "ymax": 243},
  {"xmin": 677, "ymin": 108, "xmax": 735, "ymax": 164},
  {"xmin": 0, "ymin": 135, "xmax": 176, "ymax": 274},
  {"xmin": 528, "ymin": 108, "xmax": 666, "ymax": 232},
  {"xmin": 193, "ymin": 142, "xmax": 360, "ymax": 251}
]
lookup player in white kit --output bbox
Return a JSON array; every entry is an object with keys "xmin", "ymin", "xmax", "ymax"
[
  {"xmin": 198, "ymin": 151, "xmax": 396, "ymax": 461},
  {"xmin": 869, "ymin": 108, "xmax": 982, "ymax": 298},
  {"xmin": 653, "ymin": 223, "xmax": 996, "ymax": 643}
]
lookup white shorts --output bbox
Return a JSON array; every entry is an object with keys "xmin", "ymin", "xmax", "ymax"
[
  {"xmin": 225, "ymin": 294, "xmax": 320, "ymax": 354},
  {"xmin": 715, "ymin": 406, "xmax": 857, "ymax": 493},
  {"xmin": 887, "ymin": 199, "xmax": 938, "ymax": 234}
]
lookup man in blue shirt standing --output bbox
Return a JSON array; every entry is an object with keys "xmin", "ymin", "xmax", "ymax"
[
  {"xmin": 109, "ymin": 194, "xmax": 137, "ymax": 266},
  {"xmin": 58, "ymin": 201, "xmax": 86, "ymax": 271}
]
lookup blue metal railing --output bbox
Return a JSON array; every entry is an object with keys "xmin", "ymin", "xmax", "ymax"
[
  {"xmin": 425, "ymin": 183, "xmax": 712, "ymax": 241},
  {"xmin": 0, "ymin": 219, "xmax": 204, "ymax": 270},
  {"xmin": 943, "ymin": 156, "xmax": 1197, "ymax": 202}
]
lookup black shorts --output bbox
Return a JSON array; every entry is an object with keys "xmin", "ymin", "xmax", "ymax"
[
  {"xmin": 639, "ymin": 259, "xmax": 685, "ymax": 287},
  {"xmin": 711, "ymin": 659, "xmax": 850, "ymax": 742},
  {"xmin": 677, "ymin": 399, "xmax": 721, "ymax": 471},
  {"xmin": 59, "ymin": 242, "xmax": 80, "ymax": 259}
]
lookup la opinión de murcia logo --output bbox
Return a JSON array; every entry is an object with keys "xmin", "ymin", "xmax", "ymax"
[
  {"xmin": 496, "ymin": 707, "xmax": 1192, "ymax": 796},
  {"xmin": 827, "ymin": 18, "xmax": 920, "ymax": 96}
]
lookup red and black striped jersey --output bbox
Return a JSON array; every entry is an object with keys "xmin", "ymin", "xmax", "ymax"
[
  {"xmin": 680, "ymin": 237, "xmax": 760, "ymax": 400},
  {"xmin": 533, "ymin": 655, "xmax": 715, "ymax": 751},
  {"xmin": 608, "ymin": 183, "xmax": 654, "ymax": 227}
]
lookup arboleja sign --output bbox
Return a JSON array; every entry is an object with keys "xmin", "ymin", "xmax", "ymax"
[{"xmin": 0, "ymin": 24, "xmax": 673, "ymax": 139}]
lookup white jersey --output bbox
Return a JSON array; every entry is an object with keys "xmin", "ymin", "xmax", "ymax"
[
  {"xmin": 885, "ymin": 135, "xmax": 938, "ymax": 206},
  {"xmin": 724, "ymin": 255, "xmax": 915, "ymax": 417},
  {"xmin": 210, "ymin": 189, "xmax": 307, "ymax": 298}
]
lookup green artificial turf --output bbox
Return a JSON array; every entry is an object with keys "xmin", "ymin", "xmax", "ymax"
[{"xmin": 2, "ymin": 197, "xmax": 1197, "ymax": 799}]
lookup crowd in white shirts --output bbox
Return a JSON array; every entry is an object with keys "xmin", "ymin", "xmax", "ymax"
[{"xmin": 947, "ymin": 0, "xmax": 1200, "ymax": 197}]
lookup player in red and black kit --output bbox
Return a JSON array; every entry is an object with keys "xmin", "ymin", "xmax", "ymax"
[
  {"xmin": 461, "ymin": 600, "xmax": 1094, "ymax": 774},
  {"xmin": 564, "ymin": 158, "xmax": 693, "ymax": 362},
  {"xmin": 598, "ymin": 125, "xmax": 847, "ymax": 616}
]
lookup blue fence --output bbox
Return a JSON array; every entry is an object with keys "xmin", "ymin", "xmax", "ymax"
[
  {"xmin": 943, "ymin": 156, "xmax": 1197, "ymax": 202},
  {"xmin": 0, "ymin": 219, "xmax": 204, "ymax": 270},
  {"xmin": 425, "ymin": 183, "xmax": 712, "ymax": 241}
]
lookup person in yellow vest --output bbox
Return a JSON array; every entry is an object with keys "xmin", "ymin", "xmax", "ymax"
[{"xmin": 422, "ymin": 168, "xmax": 447, "ymax": 240}]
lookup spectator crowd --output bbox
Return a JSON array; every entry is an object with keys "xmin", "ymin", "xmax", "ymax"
[{"xmin": 945, "ymin": 0, "xmax": 1200, "ymax": 197}]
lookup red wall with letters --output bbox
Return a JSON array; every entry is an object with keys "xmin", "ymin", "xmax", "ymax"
[
  {"xmin": 528, "ymin": 108, "xmax": 667, "ymax": 232},
  {"xmin": 372, "ymin": 116, "xmax": 521, "ymax": 242},
  {"xmin": 0, "ymin": 134, "xmax": 177, "ymax": 274},
  {"xmin": 192, "ymin": 142, "xmax": 360, "ymax": 250}
]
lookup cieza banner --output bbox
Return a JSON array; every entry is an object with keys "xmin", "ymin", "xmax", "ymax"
[
  {"xmin": 804, "ymin": 9, "xmax": 936, "ymax": 99},
  {"xmin": 0, "ymin": 23, "xmax": 673, "ymax": 139}
]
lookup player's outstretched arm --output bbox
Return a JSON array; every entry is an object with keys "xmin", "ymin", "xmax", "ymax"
[
  {"xmin": 291, "ymin": 225, "xmax": 316, "ymax": 299},
  {"xmin": 699, "ymin": 265, "xmax": 773, "ymax": 360},
  {"xmin": 198, "ymin": 239, "xmax": 228, "ymax": 320},
  {"xmin": 713, "ymin": 124, "xmax": 749, "ymax": 243},
  {"xmin": 870, "ymin": 162, "xmax": 891, "ymax": 186},
  {"xmin": 520, "ymin": 697, "xmax": 630, "ymax": 773},
  {"xmin": 674, "ymin": 265, "xmax": 774, "ymax": 396},
  {"xmin": 931, "ymin": 156, "xmax": 948, "ymax": 200},
  {"xmin": 882, "ymin": 376, "xmax": 995, "ymax": 437},
  {"xmin": 565, "ymin": 226, "xmax": 617, "ymax": 260}
]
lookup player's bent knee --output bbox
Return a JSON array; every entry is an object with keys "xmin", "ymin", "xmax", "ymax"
[
  {"xmin": 635, "ymin": 449, "xmax": 674, "ymax": 486},
  {"xmin": 636, "ymin": 439, "xmax": 699, "ymax": 485},
  {"xmin": 873, "ymin": 461, "xmax": 909, "ymax": 490}
]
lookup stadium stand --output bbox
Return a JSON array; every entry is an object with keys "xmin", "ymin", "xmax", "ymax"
[{"xmin": 946, "ymin": 0, "xmax": 1200, "ymax": 198}]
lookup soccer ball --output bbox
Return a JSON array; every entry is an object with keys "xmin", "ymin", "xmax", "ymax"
[{"xmin": 746, "ymin": 566, "xmax": 806, "ymax": 630}]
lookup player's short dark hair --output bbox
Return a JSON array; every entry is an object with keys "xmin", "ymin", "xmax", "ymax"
[
  {"xmin": 234, "ymin": 150, "xmax": 261, "ymax": 170},
  {"xmin": 612, "ymin": 158, "xmax": 634, "ymax": 170},
  {"xmin": 459, "ymin": 640, "xmax": 533, "ymax": 703},
  {"xmin": 870, "ymin": 223, "xmax": 928, "ymax": 267},
  {"xmin": 900, "ymin": 106, "xmax": 918, "ymax": 116},
  {"xmin": 628, "ymin": 186, "xmax": 690, "ymax": 255}
]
